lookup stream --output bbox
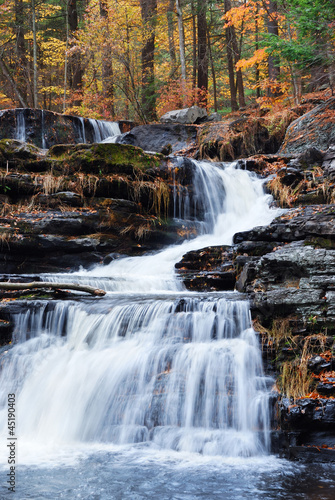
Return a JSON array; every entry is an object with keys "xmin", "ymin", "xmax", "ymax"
[{"xmin": 1, "ymin": 160, "xmax": 335, "ymax": 499}]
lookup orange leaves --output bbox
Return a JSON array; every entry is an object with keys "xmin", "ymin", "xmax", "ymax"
[{"xmin": 236, "ymin": 49, "xmax": 268, "ymax": 71}]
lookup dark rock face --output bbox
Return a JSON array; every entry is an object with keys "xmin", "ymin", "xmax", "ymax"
[
  {"xmin": 117, "ymin": 123, "xmax": 198, "ymax": 154},
  {"xmin": 0, "ymin": 141, "xmax": 203, "ymax": 273},
  {"xmin": 0, "ymin": 108, "xmax": 126, "ymax": 148},
  {"xmin": 175, "ymin": 246, "xmax": 236, "ymax": 291},
  {"xmin": 280, "ymin": 97, "xmax": 335, "ymax": 154}
]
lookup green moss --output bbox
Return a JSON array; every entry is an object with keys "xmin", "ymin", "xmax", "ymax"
[
  {"xmin": 304, "ymin": 237, "xmax": 335, "ymax": 249},
  {"xmin": 49, "ymin": 143, "xmax": 164, "ymax": 175}
]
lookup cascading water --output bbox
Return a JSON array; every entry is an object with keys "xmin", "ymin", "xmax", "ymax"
[
  {"xmin": 0, "ymin": 160, "xmax": 280, "ymax": 465},
  {"xmin": 12, "ymin": 109, "xmax": 121, "ymax": 146},
  {"xmin": 88, "ymin": 118, "xmax": 121, "ymax": 143},
  {"xmin": 15, "ymin": 109, "xmax": 26, "ymax": 142},
  {"xmin": 5, "ymin": 158, "xmax": 323, "ymax": 500}
]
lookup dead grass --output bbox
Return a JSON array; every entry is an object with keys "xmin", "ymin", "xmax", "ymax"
[
  {"xmin": 268, "ymin": 176, "xmax": 296, "ymax": 207},
  {"xmin": 279, "ymin": 333, "xmax": 328, "ymax": 400}
]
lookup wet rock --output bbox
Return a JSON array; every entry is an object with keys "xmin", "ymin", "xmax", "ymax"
[
  {"xmin": 317, "ymin": 382, "xmax": 335, "ymax": 396},
  {"xmin": 280, "ymin": 97, "xmax": 335, "ymax": 154},
  {"xmin": 308, "ymin": 355, "xmax": 332, "ymax": 374},
  {"xmin": 0, "ymin": 108, "xmax": 123, "ymax": 148},
  {"xmin": 207, "ymin": 112, "xmax": 222, "ymax": 122},
  {"xmin": 175, "ymin": 246, "xmax": 237, "ymax": 291},
  {"xmin": 234, "ymin": 205, "xmax": 335, "ymax": 244},
  {"xmin": 38, "ymin": 191, "xmax": 83, "ymax": 207},
  {"xmin": 280, "ymin": 398, "xmax": 335, "ymax": 433},
  {"xmin": 117, "ymin": 123, "xmax": 198, "ymax": 154},
  {"xmin": 288, "ymin": 446, "xmax": 335, "ymax": 462}
]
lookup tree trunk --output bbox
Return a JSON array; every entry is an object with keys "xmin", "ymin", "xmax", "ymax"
[
  {"xmin": 225, "ymin": 0, "xmax": 245, "ymax": 108},
  {"xmin": 15, "ymin": 0, "xmax": 28, "ymax": 105},
  {"xmin": 68, "ymin": 0, "xmax": 82, "ymax": 106},
  {"xmin": 224, "ymin": 0, "xmax": 238, "ymax": 111},
  {"xmin": 0, "ymin": 281, "xmax": 106, "ymax": 296},
  {"xmin": 140, "ymin": 0, "xmax": 157, "ymax": 122},
  {"xmin": 167, "ymin": 0, "xmax": 177, "ymax": 78},
  {"xmin": 191, "ymin": 0, "xmax": 197, "ymax": 90},
  {"xmin": 0, "ymin": 59, "xmax": 28, "ymax": 108},
  {"xmin": 267, "ymin": 0, "xmax": 281, "ymax": 96},
  {"xmin": 31, "ymin": 0, "xmax": 38, "ymax": 108},
  {"xmin": 100, "ymin": 0, "xmax": 115, "ymax": 116},
  {"xmin": 255, "ymin": 4, "xmax": 260, "ymax": 98},
  {"xmin": 208, "ymin": 30, "xmax": 217, "ymax": 112},
  {"xmin": 197, "ymin": 0, "xmax": 208, "ymax": 106},
  {"xmin": 176, "ymin": 0, "xmax": 187, "ymax": 101}
]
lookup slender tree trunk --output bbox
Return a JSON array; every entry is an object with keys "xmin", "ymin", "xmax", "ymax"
[
  {"xmin": 225, "ymin": 0, "xmax": 245, "ymax": 107},
  {"xmin": 176, "ymin": 0, "xmax": 187, "ymax": 101},
  {"xmin": 0, "ymin": 58, "xmax": 28, "ymax": 107},
  {"xmin": 124, "ymin": 11, "xmax": 131, "ymax": 120},
  {"xmin": 15, "ymin": 0, "xmax": 28, "ymax": 105},
  {"xmin": 191, "ymin": 0, "xmax": 197, "ymax": 91},
  {"xmin": 224, "ymin": 0, "xmax": 238, "ymax": 111},
  {"xmin": 167, "ymin": 0, "xmax": 177, "ymax": 78},
  {"xmin": 208, "ymin": 31, "xmax": 217, "ymax": 112},
  {"xmin": 255, "ymin": 4, "xmax": 260, "ymax": 98},
  {"xmin": 267, "ymin": 0, "xmax": 281, "ymax": 96},
  {"xmin": 31, "ymin": 0, "xmax": 38, "ymax": 108},
  {"xmin": 63, "ymin": 0, "xmax": 69, "ymax": 113},
  {"xmin": 197, "ymin": 0, "xmax": 208, "ymax": 106},
  {"xmin": 68, "ymin": 0, "xmax": 82, "ymax": 106},
  {"xmin": 100, "ymin": 0, "xmax": 115, "ymax": 116},
  {"xmin": 140, "ymin": 0, "xmax": 157, "ymax": 122}
]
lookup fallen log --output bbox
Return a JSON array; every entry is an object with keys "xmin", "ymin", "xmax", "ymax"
[{"xmin": 0, "ymin": 281, "xmax": 106, "ymax": 296}]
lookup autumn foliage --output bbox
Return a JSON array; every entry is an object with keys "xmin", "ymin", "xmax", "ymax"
[{"xmin": 0, "ymin": 0, "xmax": 334, "ymax": 121}]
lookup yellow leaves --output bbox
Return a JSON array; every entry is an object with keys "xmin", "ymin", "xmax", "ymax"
[
  {"xmin": 223, "ymin": 0, "xmax": 266, "ymax": 31},
  {"xmin": 40, "ymin": 86, "xmax": 65, "ymax": 96},
  {"xmin": 236, "ymin": 48, "xmax": 268, "ymax": 71},
  {"xmin": 39, "ymin": 38, "xmax": 66, "ymax": 66}
]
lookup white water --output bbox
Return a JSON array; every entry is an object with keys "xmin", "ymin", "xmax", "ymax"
[
  {"xmin": 44, "ymin": 161, "xmax": 279, "ymax": 293},
  {"xmin": 0, "ymin": 160, "xmax": 282, "ymax": 470},
  {"xmin": 13, "ymin": 110, "xmax": 120, "ymax": 145},
  {"xmin": 88, "ymin": 118, "xmax": 121, "ymax": 143},
  {"xmin": 15, "ymin": 109, "xmax": 26, "ymax": 142}
]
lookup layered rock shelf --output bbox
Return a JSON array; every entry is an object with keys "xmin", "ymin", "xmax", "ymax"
[{"xmin": 1, "ymin": 96, "xmax": 335, "ymax": 461}]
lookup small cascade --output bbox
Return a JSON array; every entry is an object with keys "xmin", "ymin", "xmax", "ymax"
[
  {"xmin": 78, "ymin": 116, "xmax": 86, "ymax": 143},
  {"xmin": 88, "ymin": 118, "xmax": 121, "ymax": 143},
  {"xmin": 43, "ymin": 161, "xmax": 278, "ymax": 293},
  {"xmin": 15, "ymin": 108, "xmax": 26, "ymax": 141},
  {"xmin": 41, "ymin": 109, "xmax": 47, "ymax": 149}
]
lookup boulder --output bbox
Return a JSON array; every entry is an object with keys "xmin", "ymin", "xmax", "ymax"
[
  {"xmin": 117, "ymin": 123, "xmax": 198, "ymax": 154},
  {"xmin": 160, "ymin": 105, "xmax": 207, "ymax": 124},
  {"xmin": 280, "ymin": 97, "xmax": 335, "ymax": 154}
]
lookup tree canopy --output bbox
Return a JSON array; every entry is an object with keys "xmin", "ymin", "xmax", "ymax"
[{"xmin": 0, "ymin": 0, "xmax": 334, "ymax": 121}]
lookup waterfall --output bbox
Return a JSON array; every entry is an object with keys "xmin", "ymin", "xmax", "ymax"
[
  {"xmin": 15, "ymin": 109, "xmax": 26, "ymax": 142},
  {"xmin": 78, "ymin": 117, "xmax": 86, "ymax": 143},
  {"xmin": 88, "ymin": 118, "xmax": 121, "ymax": 143},
  {"xmin": 0, "ymin": 160, "xmax": 281, "ymax": 463},
  {"xmin": 12, "ymin": 110, "xmax": 120, "ymax": 145},
  {"xmin": 41, "ymin": 109, "xmax": 47, "ymax": 149}
]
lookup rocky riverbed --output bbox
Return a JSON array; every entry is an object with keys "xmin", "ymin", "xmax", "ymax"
[{"xmin": 0, "ymin": 96, "xmax": 335, "ymax": 461}]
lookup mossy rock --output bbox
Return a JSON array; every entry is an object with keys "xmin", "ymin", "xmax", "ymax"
[
  {"xmin": 49, "ymin": 143, "xmax": 164, "ymax": 175},
  {"xmin": 305, "ymin": 237, "xmax": 335, "ymax": 249},
  {"xmin": 0, "ymin": 139, "xmax": 41, "ymax": 160}
]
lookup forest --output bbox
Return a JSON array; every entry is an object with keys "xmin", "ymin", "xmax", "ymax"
[{"xmin": 0, "ymin": 0, "xmax": 334, "ymax": 122}]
